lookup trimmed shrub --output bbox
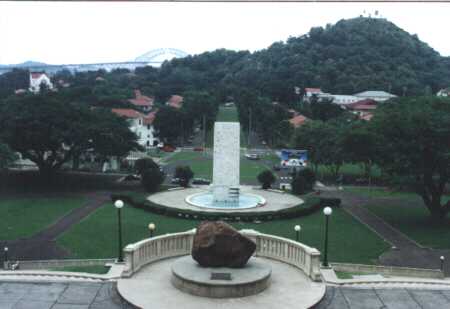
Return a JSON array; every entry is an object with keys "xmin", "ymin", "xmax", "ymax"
[
  {"xmin": 135, "ymin": 158, "xmax": 159, "ymax": 175},
  {"xmin": 292, "ymin": 168, "xmax": 316, "ymax": 195},
  {"xmin": 175, "ymin": 165, "xmax": 194, "ymax": 187},
  {"xmin": 297, "ymin": 168, "xmax": 316, "ymax": 191},
  {"xmin": 292, "ymin": 174, "xmax": 307, "ymax": 195},
  {"xmin": 257, "ymin": 170, "xmax": 276, "ymax": 189},
  {"xmin": 141, "ymin": 168, "xmax": 165, "ymax": 192}
]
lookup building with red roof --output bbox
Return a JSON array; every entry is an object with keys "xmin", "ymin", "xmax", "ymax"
[
  {"xmin": 112, "ymin": 108, "xmax": 159, "ymax": 148},
  {"xmin": 289, "ymin": 114, "xmax": 309, "ymax": 128},
  {"xmin": 29, "ymin": 72, "xmax": 53, "ymax": 93},
  {"xmin": 128, "ymin": 90, "xmax": 154, "ymax": 112}
]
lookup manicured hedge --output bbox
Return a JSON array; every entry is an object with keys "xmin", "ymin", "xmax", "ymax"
[{"xmin": 111, "ymin": 193, "xmax": 341, "ymax": 222}]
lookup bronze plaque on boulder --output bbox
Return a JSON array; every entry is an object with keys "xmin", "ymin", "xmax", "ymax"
[{"xmin": 191, "ymin": 221, "xmax": 256, "ymax": 268}]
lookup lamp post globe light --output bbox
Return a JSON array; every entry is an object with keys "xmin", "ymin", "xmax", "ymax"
[
  {"xmin": 294, "ymin": 225, "xmax": 301, "ymax": 242},
  {"xmin": 148, "ymin": 222, "xmax": 156, "ymax": 238},
  {"xmin": 114, "ymin": 200, "xmax": 124, "ymax": 263},
  {"xmin": 440, "ymin": 256, "xmax": 445, "ymax": 271},
  {"xmin": 322, "ymin": 207, "xmax": 332, "ymax": 267},
  {"xmin": 3, "ymin": 247, "xmax": 8, "ymax": 270}
]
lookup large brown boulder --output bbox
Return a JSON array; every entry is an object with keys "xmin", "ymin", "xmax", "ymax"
[{"xmin": 192, "ymin": 221, "xmax": 256, "ymax": 268}]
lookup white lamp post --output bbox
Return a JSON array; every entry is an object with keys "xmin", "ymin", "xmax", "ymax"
[
  {"xmin": 148, "ymin": 222, "xmax": 156, "ymax": 238},
  {"xmin": 114, "ymin": 200, "xmax": 124, "ymax": 262},
  {"xmin": 294, "ymin": 225, "xmax": 301, "ymax": 242},
  {"xmin": 323, "ymin": 207, "xmax": 333, "ymax": 267}
]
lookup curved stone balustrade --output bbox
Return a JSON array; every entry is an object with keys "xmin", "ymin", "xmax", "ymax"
[{"xmin": 122, "ymin": 229, "xmax": 321, "ymax": 281}]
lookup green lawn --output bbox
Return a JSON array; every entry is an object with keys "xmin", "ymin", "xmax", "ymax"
[
  {"xmin": 0, "ymin": 197, "xmax": 86, "ymax": 240},
  {"xmin": 317, "ymin": 164, "xmax": 382, "ymax": 180},
  {"xmin": 165, "ymin": 151, "xmax": 205, "ymax": 164},
  {"xmin": 58, "ymin": 202, "xmax": 389, "ymax": 264},
  {"xmin": 351, "ymin": 187, "xmax": 450, "ymax": 249},
  {"xmin": 49, "ymin": 265, "xmax": 110, "ymax": 274},
  {"xmin": 345, "ymin": 186, "xmax": 419, "ymax": 199},
  {"xmin": 166, "ymin": 150, "xmax": 273, "ymax": 183}
]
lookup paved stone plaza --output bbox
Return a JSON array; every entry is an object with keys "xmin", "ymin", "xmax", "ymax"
[
  {"xmin": 148, "ymin": 186, "xmax": 303, "ymax": 213},
  {"xmin": 118, "ymin": 257, "xmax": 325, "ymax": 308},
  {"xmin": 1, "ymin": 281, "xmax": 450, "ymax": 308},
  {"xmin": 0, "ymin": 281, "xmax": 133, "ymax": 309}
]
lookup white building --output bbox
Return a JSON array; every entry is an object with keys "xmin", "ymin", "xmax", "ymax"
[
  {"xmin": 329, "ymin": 95, "xmax": 360, "ymax": 105},
  {"xmin": 29, "ymin": 72, "xmax": 53, "ymax": 93},
  {"xmin": 437, "ymin": 88, "xmax": 450, "ymax": 97},
  {"xmin": 111, "ymin": 109, "xmax": 159, "ymax": 148},
  {"xmin": 353, "ymin": 90, "xmax": 397, "ymax": 102}
]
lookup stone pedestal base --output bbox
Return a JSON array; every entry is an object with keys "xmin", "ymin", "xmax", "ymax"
[{"xmin": 171, "ymin": 256, "xmax": 271, "ymax": 298}]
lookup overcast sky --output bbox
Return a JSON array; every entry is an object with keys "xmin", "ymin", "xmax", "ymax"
[{"xmin": 1, "ymin": 2, "xmax": 450, "ymax": 65}]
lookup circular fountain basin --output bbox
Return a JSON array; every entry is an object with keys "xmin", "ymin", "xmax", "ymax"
[{"xmin": 185, "ymin": 192, "xmax": 266, "ymax": 210}]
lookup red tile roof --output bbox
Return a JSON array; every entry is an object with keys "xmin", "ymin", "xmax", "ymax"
[
  {"xmin": 128, "ymin": 89, "xmax": 154, "ymax": 107},
  {"xmin": 30, "ymin": 72, "xmax": 45, "ymax": 79},
  {"xmin": 112, "ymin": 108, "xmax": 144, "ymax": 119},
  {"xmin": 167, "ymin": 95, "xmax": 183, "ymax": 109},
  {"xmin": 346, "ymin": 99, "xmax": 378, "ymax": 110},
  {"xmin": 305, "ymin": 88, "xmax": 322, "ymax": 93},
  {"xmin": 289, "ymin": 114, "xmax": 309, "ymax": 128},
  {"xmin": 143, "ymin": 111, "xmax": 157, "ymax": 125}
]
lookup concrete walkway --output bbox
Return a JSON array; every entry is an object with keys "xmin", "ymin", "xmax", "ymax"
[
  {"xmin": 1, "ymin": 280, "xmax": 450, "ymax": 309},
  {"xmin": 316, "ymin": 286, "xmax": 450, "ymax": 309},
  {"xmin": 0, "ymin": 281, "xmax": 133, "ymax": 309},
  {"xmin": 0, "ymin": 192, "xmax": 110, "ymax": 263},
  {"xmin": 322, "ymin": 189, "xmax": 450, "ymax": 276},
  {"xmin": 118, "ymin": 257, "xmax": 325, "ymax": 309}
]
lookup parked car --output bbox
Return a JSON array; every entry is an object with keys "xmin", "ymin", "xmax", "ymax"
[
  {"xmin": 272, "ymin": 165, "xmax": 281, "ymax": 171},
  {"xmin": 162, "ymin": 145, "xmax": 176, "ymax": 152},
  {"xmin": 194, "ymin": 147, "xmax": 204, "ymax": 152},
  {"xmin": 123, "ymin": 174, "xmax": 141, "ymax": 181},
  {"xmin": 171, "ymin": 178, "xmax": 181, "ymax": 184},
  {"xmin": 192, "ymin": 178, "xmax": 211, "ymax": 185},
  {"xmin": 245, "ymin": 153, "xmax": 260, "ymax": 160}
]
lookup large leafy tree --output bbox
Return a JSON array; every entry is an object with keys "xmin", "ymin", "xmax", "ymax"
[
  {"xmin": 371, "ymin": 97, "xmax": 450, "ymax": 220},
  {"xmin": 0, "ymin": 93, "xmax": 141, "ymax": 178},
  {"xmin": 293, "ymin": 120, "xmax": 347, "ymax": 178},
  {"xmin": 341, "ymin": 122, "xmax": 381, "ymax": 180},
  {"xmin": 153, "ymin": 106, "xmax": 185, "ymax": 144}
]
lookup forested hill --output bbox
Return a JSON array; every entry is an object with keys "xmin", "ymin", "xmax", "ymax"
[
  {"xmin": 1, "ymin": 17, "xmax": 449, "ymax": 104},
  {"xmin": 249, "ymin": 17, "xmax": 450, "ymax": 100},
  {"xmin": 158, "ymin": 17, "xmax": 450, "ymax": 104}
]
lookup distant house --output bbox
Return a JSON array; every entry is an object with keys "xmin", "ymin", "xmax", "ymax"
[
  {"xmin": 344, "ymin": 99, "xmax": 378, "ymax": 121},
  {"xmin": 111, "ymin": 108, "xmax": 159, "ymax": 148},
  {"xmin": 329, "ymin": 95, "xmax": 359, "ymax": 105},
  {"xmin": 166, "ymin": 95, "xmax": 183, "ymax": 109},
  {"xmin": 303, "ymin": 88, "xmax": 323, "ymax": 102},
  {"xmin": 437, "ymin": 88, "xmax": 450, "ymax": 97},
  {"xmin": 289, "ymin": 114, "xmax": 309, "ymax": 128},
  {"xmin": 128, "ymin": 90, "xmax": 154, "ymax": 112},
  {"xmin": 353, "ymin": 90, "xmax": 396, "ymax": 102},
  {"xmin": 29, "ymin": 72, "xmax": 53, "ymax": 93}
]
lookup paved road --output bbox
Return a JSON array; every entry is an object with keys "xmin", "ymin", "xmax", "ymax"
[{"xmin": 1, "ymin": 282, "xmax": 450, "ymax": 309}]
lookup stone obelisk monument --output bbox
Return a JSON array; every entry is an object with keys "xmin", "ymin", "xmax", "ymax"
[{"xmin": 211, "ymin": 122, "xmax": 240, "ymax": 202}]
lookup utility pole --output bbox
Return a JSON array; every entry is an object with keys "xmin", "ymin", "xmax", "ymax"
[
  {"xmin": 248, "ymin": 108, "xmax": 252, "ymax": 148},
  {"xmin": 203, "ymin": 114, "xmax": 206, "ymax": 156}
]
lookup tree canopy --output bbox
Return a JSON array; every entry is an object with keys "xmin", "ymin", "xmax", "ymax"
[
  {"xmin": 370, "ymin": 96, "xmax": 450, "ymax": 219},
  {"xmin": 0, "ymin": 93, "xmax": 141, "ymax": 178}
]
